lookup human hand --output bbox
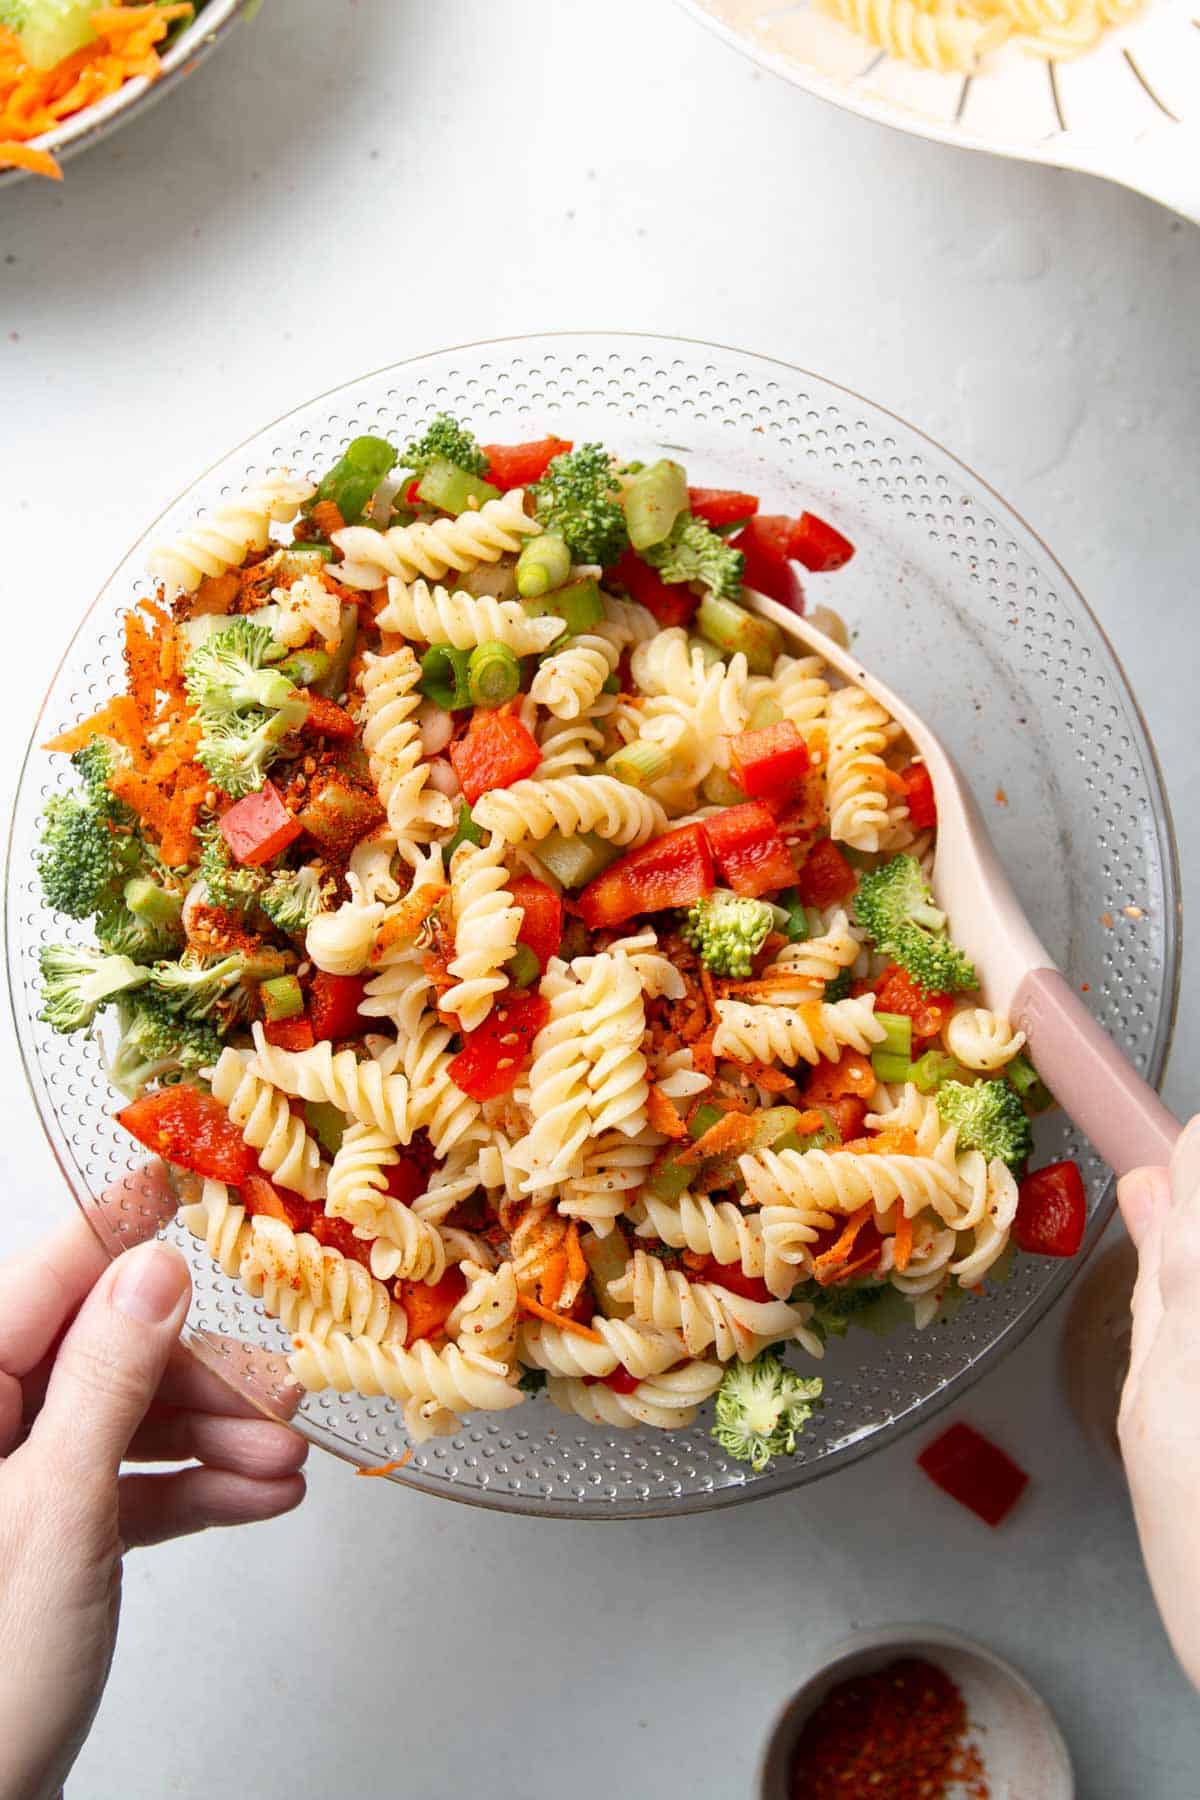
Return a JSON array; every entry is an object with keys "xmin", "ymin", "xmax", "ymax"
[
  {"xmin": 0, "ymin": 1201, "xmax": 307, "ymax": 1800},
  {"xmin": 1118, "ymin": 1119, "xmax": 1200, "ymax": 1691}
]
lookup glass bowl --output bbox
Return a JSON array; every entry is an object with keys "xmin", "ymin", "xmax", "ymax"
[{"xmin": 7, "ymin": 332, "xmax": 1179, "ymax": 1518}]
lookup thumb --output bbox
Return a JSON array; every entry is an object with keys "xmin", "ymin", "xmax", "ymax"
[{"xmin": 30, "ymin": 1241, "xmax": 191, "ymax": 1476}]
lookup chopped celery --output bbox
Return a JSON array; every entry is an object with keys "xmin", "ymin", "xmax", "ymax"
[
  {"xmin": 277, "ymin": 647, "xmax": 333, "ymax": 688},
  {"xmin": 873, "ymin": 1012, "xmax": 913, "ymax": 1059},
  {"xmin": 533, "ymin": 828, "xmax": 617, "ymax": 890},
  {"xmin": 778, "ymin": 890, "xmax": 810, "ymax": 942},
  {"xmin": 871, "ymin": 1051, "xmax": 913, "ymax": 1085},
  {"xmin": 687, "ymin": 635, "xmax": 724, "ymax": 670},
  {"xmin": 909, "ymin": 1050, "xmax": 967, "ymax": 1094},
  {"xmin": 505, "ymin": 943, "xmax": 541, "ymax": 989},
  {"xmin": 622, "ymin": 459, "xmax": 688, "ymax": 551},
  {"xmin": 447, "ymin": 804, "xmax": 484, "ymax": 856},
  {"xmin": 523, "ymin": 576, "xmax": 604, "ymax": 635},
  {"xmin": 467, "ymin": 641, "xmax": 521, "ymax": 708},
  {"xmin": 416, "ymin": 458, "xmax": 500, "ymax": 515},
  {"xmin": 695, "ymin": 593, "xmax": 782, "ymax": 677},
  {"xmin": 771, "ymin": 1131, "xmax": 805, "ymax": 1154},
  {"xmin": 701, "ymin": 768, "xmax": 744, "ymax": 808},
  {"xmin": 646, "ymin": 1155, "xmax": 692, "ymax": 1202},
  {"xmin": 516, "ymin": 533, "xmax": 572, "ymax": 599},
  {"xmin": 584, "ymin": 1231, "xmax": 635, "ymax": 1319},
  {"xmin": 313, "ymin": 604, "xmax": 358, "ymax": 700},
  {"xmin": 419, "ymin": 643, "xmax": 472, "ymax": 710},
  {"xmin": 749, "ymin": 695, "xmax": 784, "ymax": 730},
  {"xmin": 312, "ymin": 435, "xmax": 397, "ymax": 525},
  {"xmin": 688, "ymin": 1102, "xmax": 725, "ymax": 1140},
  {"xmin": 261, "ymin": 974, "xmax": 304, "ymax": 1022},
  {"xmin": 1007, "ymin": 1052, "xmax": 1054, "ymax": 1113},
  {"xmin": 124, "ymin": 877, "xmax": 183, "ymax": 932},
  {"xmin": 606, "ymin": 739, "xmax": 670, "ymax": 790},
  {"xmin": 304, "ymin": 1100, "xmax": 346, "ymax": 1157},
  {"xmin": 10, "ymin": 0, "xmax": 100, "ymax": 70}
]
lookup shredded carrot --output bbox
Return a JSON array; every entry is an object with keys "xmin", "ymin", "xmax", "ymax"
[
  {"xmin": 193, "ymin": 571, "xmax": 240, "ymax": 616},
  {"xmin": 678, "ymin": 1110, "xmax": 759, "ymax": 1167},
  {"xmin": 43, "ymin": 694, "xmax": 144, "ymax": 755},
  {"xmin": 829, "ymin": 1247, "xmax": 884, "ymax": 1285},
  {"xmin": 310, "ymin": 499, "xmax": 345, "ymax": 539},
  {"xmin": 145, "ymin": 718, "xmax": 201, "ymax": 783},
  {"xmin": 812, "ymin": 1204, "xmax": 873, "ymax": 1277},
  {"xmin": 647, "ymin": 1083, "xmax": 688, "ymax": 1139},
  {"xmin": 157, "ymin": 765, "xmax": 208, "ymax": 867},
  {"xmin": 356, "ymin": 1448, "xmax": 414, "ymax": 1478},
  {"xmin": 892, "ymin": 1201, "xmax": 914, "ymax": 1274},
  {"xmin": 881, "ymin": 768, "xmax": 908, "ymax": 795},
  {"xmin": 108, "ymin": 764, "xmax": 170, "ymax": 831},
  {"xmin": 371, "ymin": 884, "xmax": 448, "ymax": 960},
  {"xmin": 796, "ymin": 1109, "xmax": 829, "ymax": 1136},
  {"xmin": 689, "ymin": 1029, "xmax": 716, "ymax": 1077},
  {"xmin": 564, "ymin": 1221, "xmax": 588, "ymax": 1293},
  {"xmin": 0, "ymin": 141, "xmax": 61, "ymax": 177},
  {"xmin": 842, "ymin": 1127, "xmax": 919, "ymax": 1158},
  {"xmin": 516, "ymin": 1294, "xmax": 603, "ymax": 1343},
  {"xmin": 124, "ymin": 609, "xmax": 161, "ymax": 720},
  {"xmin": 737, "ymin": 1059, "xmax": 795, "ymax": 1095},
  {"xmin": 698, "ymin": 962, "xmax": 718, "ymax": 1015},
  {"xmin": 537, "ymin": 1248, "xmax": 568, "ymax": 1310}
]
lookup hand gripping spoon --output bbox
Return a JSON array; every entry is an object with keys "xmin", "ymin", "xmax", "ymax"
[{"xmin": 742, "ymin": 588, "xmax": 1180, "ymax": 1177}]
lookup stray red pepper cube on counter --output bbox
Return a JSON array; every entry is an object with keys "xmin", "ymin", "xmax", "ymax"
[{"xmin": 917, "ymin": 1421, "xmax": 1029, "ymax": 1526}]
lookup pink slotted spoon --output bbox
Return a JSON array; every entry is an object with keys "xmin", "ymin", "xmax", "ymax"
[{"xmin": 743, "ymin": 588, "xmax": 1180, "ymax": 1177}]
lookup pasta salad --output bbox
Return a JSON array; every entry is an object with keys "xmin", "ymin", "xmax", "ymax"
[{"xmin": 35, "ymin": 420, "xmax": 1085, "ymax": 1473}]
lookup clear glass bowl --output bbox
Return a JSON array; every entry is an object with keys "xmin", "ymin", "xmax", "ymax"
[{"xmin": 7, "ymin": 334, "xmax": 1179, "ymax": 1518}]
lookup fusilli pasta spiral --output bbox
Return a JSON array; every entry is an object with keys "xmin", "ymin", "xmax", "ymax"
[
  {"xmin": 240, "ymin": 1214, "xmax": 400, "ymax": 1341},
  {"xmin": 358, "ymin": 646, "xmax": 454, "ymax": 851},
  {"xmin": 332, "ymin": 488, "xmax": 539, "ymax": 590},
  {"xmin": 209, "ymin": 1048, "xmax": 327, "ymax": 1200},
  {"xmin": 712, "ymin": 995, "xmax": 885, "ymax": 1067},
  {"xmin": 325, "ymin": 1122, "xmax": 448, "ymax": 1284},
  {"xmin": 377, "ymin": 577, "xmax": 563, "ymax": 655},
  {"xmin": 518, "ymin": 1315, "xmax": 685, "ymax": 1381},
  {"xmin": 473, "ymin": 775, "xmax": 667, "ymax": 849},
  {"xmin": 943, "ymin": 1007, "xmax": 1027, "ymax": 1072},
  {"xmin": 825, "ymin": 683, "xmax": 904, "ymax": 853},
  {"xmin": 290, "ymin": 1331, "xmax": 523, "ymax": 1441},
  {"xmin": 146, "ymin": 472, "xmax": 315, "ymax": 595},
  {"xmin": 529, "ymin": 631, "xmax": 621, "ymax": 719},
  {"xmin": 249, "ymin": 1023, "xmax": 414, "ymax": 1145},
  {"xmin": 440, "ymin": 838, "xmax": 523, "ymax": 1032},
  {"xmin": 608, "ymin": 1251, "xmax": 821, "ymax": 1362},
  {"xmin": 547, "ymin": 1359, "xmax": 724, "ymax": 1430}
]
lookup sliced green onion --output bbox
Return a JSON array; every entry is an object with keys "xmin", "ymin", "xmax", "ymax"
[
  {"xmin": 304, "ymin": 1100, "xmax": 346, "ymax": 1157},
  {"xmin": 778, "ymin": 890, "xmax": 810, "ymax": 943},
  {"xmin": 749, "ymin": 695, "xmax": 784, "ymax": 730},
  {"xmin": 277, "ymin": 647, "xmax": 333, "ymax": 688},
  {"xmin": 1007, "ymin": 1051, "xmax": 1054, "ymax": 1113},
  {"xmin": 261, "ymin": 974, "xmax": 304, "ymax": 1023},
  {"xmin": 873, "ymin": 1012, "xmax": 914, "ymax": 1060},
  {"xmin": 701, "ymin": 767, "xmax": 744, "ymax": 808},
  {"xmin": 506, "ymin": 943, "xmax": 541, "ymax": 989},
  {"xmin": 909, "ymin": 1050, "xmax": 967, "ymax": 1094},
  {"xmin": 447, "ymin": 804, "xmax": 484, "ymax": 857},
  {"xmin": 871, "ymin": 1051, "xmax": 913, "ymax": 1085},
  {"xmin": 522, "ymin": 576, "xmax": 604, "ymax": 635},
  {"xmin": 606, "ymin": 739, "xmax": 670, "ymax": 790},
  {"xmin": 516, "ymin": 533, "xmax": 572, "ymax": 598},
  {"xmin": 123, "ymin": 876, "xmax": 183, "ymax": 931},
  {"xmin": 534, "ymin": 828, "xmax": 617, "ymax": 890},
  {"xmin": 419, "ymin": 643, "xmax": 472, "ymax": 710},
  {"xmin": 467, "ymin": 641, "xmax": 521, "ymax": 708},
  {"xmin": 622, "ymin": 459, "xmax": 688, "ymax": 551},
  {"xmin": 312, "ymin": 434, "xmax": 398, "ymax": 526},
  {"xmin": 695, "ymin": 593, "xmax": 782, "ymax": 677},
  {"xmin": 416, "ymin": 458, "xmax": 500, "ymax": 515},
  {"xmin": 688, "ymin": 1102, "xmax": 725, "ymax": 1141}
]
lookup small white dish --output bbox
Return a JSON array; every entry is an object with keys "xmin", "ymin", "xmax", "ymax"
[{"xmin": 759, "ymin": 1623, "xmax": 1074, "ymax": 1798}]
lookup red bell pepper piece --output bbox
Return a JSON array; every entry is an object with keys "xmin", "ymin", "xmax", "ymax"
[
  {"xmin": 449, "ymin": 710, "xmax": 541, "ymax": 807},
  {"xmin": 729, "ymin": 721, "xmax": 810, "ymax": 802},
  {"xmin": 577, "ymin": 823, "xmax": 714, "ymax": 930},
  {"xmin": 794, "ymin": 837, "xmax": 858, "ymax": 909},
  {"xmin": 261, "ymin": 1016, "xmax": 316, "ymax": 1052},
  {"xmin": 825, "ymin": 1095, "xmax": 868, "ymax": 1142},
  {"xmin": 400, "ymin": 1267, "xmax": 468, "ymax": 1343},
  {"xmin": 482, "ymin": 436, "xmax": 572, "ymax": 490},
  {"xmin": 510, "ymin": 874, "xmax": 563, "ymax": 971},
  {"xmin": 447, "ymin": 992, "xmax": 549, "ymax": 1101},
  {"xmin": 693, "ymin": 1257, "xmax": 774, "ymax": 1304},
  {"xmin": 1014, "ymin": 1160, "xmax": 1086, "ymax": 1257},
  {"xmin": 901, "ymin": 761, "xmax": 937, "ymax": 830},
  {"xmin": 384, "ymin": 1161, "xmax": 427, "ymax": 1208},
  {"xmin": 218, "ymin": 781, "xmax": 301, "ymax": 867},
  {"xmin": 786, "ymin": 511, "xmax": 855, "ymax": 572},
  {"xmin": 240, "ymin": 1171, "xmax": 313, "ymax": 1233},
  {"xmin": 600, "ymin": 1366, "xmax": 642, "ymax": 1395},
  {"xmin": 917, "ymin": 1421, "xmax": 1030, "ymax": 1527},
  {"xmin": 311, "ymin": 1211, "xmax": 374, "ymax": 1269},
  {"xmin": 299, "ymin": 690, "xmax": 357, "ymax": 741},
  {"xmin": 606, "ymin": 547, "xmax": 697, "ymax": 629},
  {"xmin": 731, "ymin": 517, "xmax": 806, "ymax": 614},
  {"xmin": 687, "ymin": 486, "xmax": 759, "ymax": 528},
  {"xmin": 116, "ymin": 1088, "xmax": 257, "ymax": 1185},
  {"xmin": 309, "ymin": 972, "xmax": 368, "ymax": 1043},
  {"xmin": 873, "ymin": 963, "xmax": 955, "ymax": 1042},
  {"xmin": 702, "ymin": 802, "xmax": 795, "ymax": 899}
]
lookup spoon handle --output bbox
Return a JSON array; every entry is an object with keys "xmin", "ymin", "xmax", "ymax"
[{"xmin": 1014, "ymin": 967, "xmax": 1179, "ymax": 1177}]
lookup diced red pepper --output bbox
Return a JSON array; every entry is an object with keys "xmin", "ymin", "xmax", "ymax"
[
  {"xmin": 311, "ymin": 1211, "xmax": 374, "ymax": 1269},
  {"xmin": 824, "ymin": 1095, "xmax": 868, "ymax": 1142},
  {"xmin": 299, "ymin": 690, "xmax": 357, "ymax": 741},
  {"xmin": 384, "ymin": 1162, "xmax": 427, "ymax": 1208},
  {"xmin": 917, "ymin": 1421, "xmax": 1030, "ymax": 1527},
  {"xmin": 449, "ymin": 709, "xmax": 541, "ymax": 806},
  {"xmin": 687, "ymin": 486, "xmax": 759, "ymax": 528},
  {"xmin": 116, "ymin": 1088, "xmax": 257, "ymax": 1185},
  {"xmin": 731, "ymin": 517, "xmax": 806, "ymax": 614},
  {"xmin": 693, "ymin": 1257, "xmax": 774, "ymax": 1304},
  {"xmin": 218, "ymin": 780, "xmax": 301, "ymax": 867},
  {"xmin": 601, "ymin": 1366, "xmax": 642, "ymax": 1396},
  {"xmin": 240, "ymin": 1171, "xmax": 313, "ymax": 1233},
  {"xmin": 309, "ymin": 972, "xmax": 369, "ymax": 1043},
  {"xmin": 702, "ymin": 802, "xmax": 795, "ymax": 899},
  {"xmin": 787, "ymin": 512, "xmax": 855, "ymax": 572},
  {"xmin": 401, "ymin": 477, "xmax": 423, "ymax": 506},
  {"xmin": 577, "ymin": 824, "xmax": 714, "ymax": 930},
  {"xmin": 1014, "ymin": 1161, "xmax": 1087, "ymax": 1258},
  {"xmin": 901, "ymin": 761, "xmax": 937, "ymax": 830},
  {"xmin": 262, "ymin": 1016, "xmax": 316, "ymax": 1052},
  {"xmin": 447, "ymin": 992, "xmax": 550, "ymax": 1102},
  {"xmin": 873, "ymin": 964, "xmax": 955, "ymax": 1043},
  {"xmin": 400, "ymin": 1267, "xmax": 468, "ymax": 1343},
  {"xmin": 606, "ymin": 546, "xmax": 696, "ymax": 629},
  {"xmin": 481, "ymin": 436, "xmax": 572, "ymax": 490},
  {"xmin": 729, "ymin": 721, "xmax": 811, "ymax": 803},
  {"xmin": 510, "ymin": 874, "xmax": 563, "ymax": 971},
  {"xmin": 794, "ymin": 837, "xmax": 858, "ymax": 909}
]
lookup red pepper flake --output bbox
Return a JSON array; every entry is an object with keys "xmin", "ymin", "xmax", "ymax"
[{"xmin": 788, "ymin": 1656, "xmax": 990, "ymax": 1798}]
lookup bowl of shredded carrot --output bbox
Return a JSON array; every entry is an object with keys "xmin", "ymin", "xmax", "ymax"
[{"xmin": 0, "ymin": 0, "xmax": 252, "ymax": 185}]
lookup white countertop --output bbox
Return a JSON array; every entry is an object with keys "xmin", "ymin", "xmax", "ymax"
[{"xmin": 2, "ymin": 1, "xmax": 1199, "ymax": 1793}]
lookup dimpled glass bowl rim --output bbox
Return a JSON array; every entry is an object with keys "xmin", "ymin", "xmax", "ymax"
[{"xmin": 7, "ymin": 332, "xmax": 1180, "ymax": 1519}]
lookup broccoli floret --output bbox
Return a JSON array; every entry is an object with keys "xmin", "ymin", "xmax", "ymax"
[
  {"xmin": 533, "ymin": 443, "xmax": 628, "ymax": 566},
  {"xmin": 38, "ymin": 942, "xmax": 149, "ymax": 1034},
  {"xmin": 711, "ymin": 1352, "xmax": 823, "ymax": 1473},
  {"xmin": 70, "ymin": 737, "xmax": 132, "ymax": 819},
  {"xmin": 259, "ymin": 864, "xmax": 330, "ymax": 935},
  {"xmin": 184, "ymin": 620, "xmax": 307, "ymax": 798},
  {"xmin": 936, "ymin": 1079, "xmax": 1033, "ymax": 1172},
  {"xmin": 852, "ymin": 854, "xmax": 977, "ymax": 995},
  {"xmin": 197, "ymin": 825, "xmax": 269, "ymax": 914},
  {"xmin": 107, "ymin": 989, "xmax": 224, "ymax": 1099},
  {"xmin": 194, "ymin": 704, "xmax": 306, "ymax": 801},
  {"xmin": 789, "ymin": 1279, "xmax": 882, "ymax": 1339},
  {"xmin": 399, "ymin": 413, "xmax": 488, "ymax": 479},
  {"xmin": 147, "ymin": 952, "xmax": 255, "ymax": 1021},
  {"xmin": 37, "ymin": 792, "xmax": 139, "ymax": 921},
  {"xmin": 642, "ymin": 512, "xmax": 745, "ymax": 602},
  {"xmin": 681, "ymin": 889, "xmax": 774, "ymax": 977},
  {"xmin": 517, "ymin": 1367, "xmax": 547, "ymax": 1395}
]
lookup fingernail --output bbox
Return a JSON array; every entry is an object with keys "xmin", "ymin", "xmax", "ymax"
[
  {"xmin": 112, "ymin": 1242, "xmax": 189, "ymax": 1324},
  {"xmin": 1170, "ymin": 1117, "xmax": 1200, "ymax": 1205}
]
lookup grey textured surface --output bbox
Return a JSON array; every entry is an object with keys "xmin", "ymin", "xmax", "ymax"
[{"xmin": 1, "ymin": 0, "xmax": 1199, "ymax": 1794}]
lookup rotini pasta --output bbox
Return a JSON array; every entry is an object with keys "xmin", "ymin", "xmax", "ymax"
[
  {"xmin": 325, "ymin": 1122, "xmax": 448, "ymax": 1284},
  {"xmin": 608, "ymin": 1251, "xmax": 821, "ymax": 1362},
  {"xmin": 332, "ymin": 488, "xmax": 539, "ymax": 590},
  {"xmin": 249, "ymin": 1024, "xmax": 415, "ymax": 1145},
  {"xmin": 943, "ymin": 1006, "xmax": 1028, "ymax": 1072},
  {"xmin": 440, "ymin": 837, "xmax": 523, "ymax": 1033},
  {"xmin": 210, "ymin": 1048, "xmax": 327, "ymax": 1201},
  {"xmin": 376, "ymin": 576, "xmax": 563, "ymax": 655},
  {"xmin": 529, "ymin": 630, "xmax": 621, "ymax": 719},
  {"xmin": 547, "ymin": 1359, "xmax": 724, "ymax": 1430},
  {"xmin": 358, "ymin": 646, "xmax": 455, "ymax": 852},
  {"xmin": 240, "ymin": 1214, "xmax": 400, "ymax": 1341},
  {"xmin": 825, "ymin": 683, "xmax": 904, "ymax": 853},
  {"xmin": 712, "ymin": 995, "xmax": 886, "ymax": 1067},
  {"xmin": 290, "ymin": 1331, "xmax": 523, "ymax": 1440},
  {"xmin": 146, "ymin": 471, "xmax": 315, "ymax": 594},
  {"xmin": 473, "ymin": 775, "xmax": 667, "ymax": 849}
]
